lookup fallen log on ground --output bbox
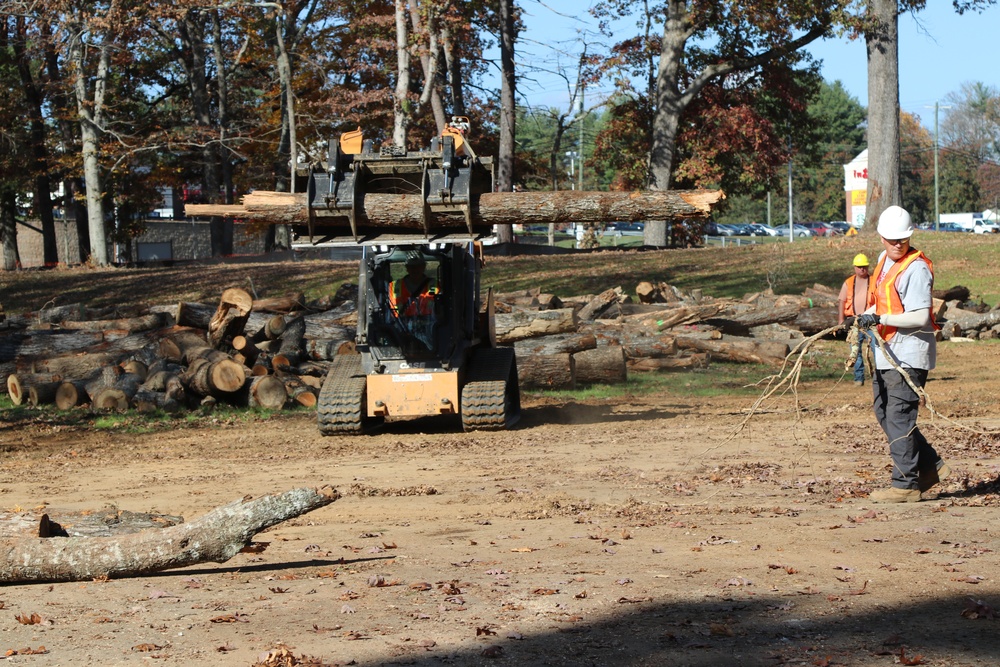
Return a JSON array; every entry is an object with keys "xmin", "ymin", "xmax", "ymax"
[
  {"xmin": 574, "ymin": 345, "xmax": 627, "ymax": 385},
  {"xmin": 516, "ymin": 352, "xmax": 575, "ymax": 389},
  {"xmin": 185, "ymin": 189, "xmax": 724, "ymax": 227},
  {"xmin": 495, "ymin": 308, "xmax": 578, "ymax": 344},
  {"xmin": 675, "ymin": 337, "xmax": 790, "ymax": 365},
  {"xmin": 0, "ymin": 485, "xmax": 340, "ymax": 583},
  {"xmin": 208, "ymin": 288, "xmax": 254, "ymax": 349}
]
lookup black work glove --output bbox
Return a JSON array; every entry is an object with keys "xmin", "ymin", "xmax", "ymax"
[
  {"xmin": 856, "ymin": 313, "xmax": 880, "ymax": 329},
  {"xmin": 843, "ymin": 316, "xmax": 855, "ymax": 328}
]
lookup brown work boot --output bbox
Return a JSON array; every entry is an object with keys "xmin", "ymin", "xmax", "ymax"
[
  {"xmin": 918, "ymin": 461, "xmax": 952, "ymax": 493},
  {"xmin": 869, "ymin": 487, "xmax": 922, "ymax": 503}
]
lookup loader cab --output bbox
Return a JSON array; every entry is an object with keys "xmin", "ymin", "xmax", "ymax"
[{"xmin": 358, "ymin": 242, "xmax": 482, "ymax": 371}]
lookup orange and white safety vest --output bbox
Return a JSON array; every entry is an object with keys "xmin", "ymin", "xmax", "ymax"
[
  {"xmin": 388, "ymin": 278, "xmax": 438, "ymax": 317},
  {"xmin": 867, "ymin": 249, "xmax": 937, "ymax": 342}
]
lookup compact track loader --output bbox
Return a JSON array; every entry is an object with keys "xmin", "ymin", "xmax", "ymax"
[{"xmin": 299, "ymin": 119, "xmax": 520, "ymax": 434}]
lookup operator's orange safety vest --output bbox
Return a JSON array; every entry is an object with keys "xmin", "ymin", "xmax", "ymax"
[
  {"xmin": 842, "ymin": 274, "xmax": 868, "ymax": 317},
  {"xmin": 867, "ymin": 248, "xmax": 938, "ymax": 342},
  {"xmin": 388, "ymin": 278, "xmax": 438, "ymax": 317}
]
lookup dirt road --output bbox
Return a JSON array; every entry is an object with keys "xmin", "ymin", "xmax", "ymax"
[{"xmin": 2, "ymin": 340, "xmax": 1000, "ymax": 666}]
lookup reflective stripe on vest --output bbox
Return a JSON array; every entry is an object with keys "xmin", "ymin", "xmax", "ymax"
[{"xmin": 866, "ymin": 249, "xmax": 936, "ymax": 342}]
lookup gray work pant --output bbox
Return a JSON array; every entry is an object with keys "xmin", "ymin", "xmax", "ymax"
[{"xmin": 872, "ymin": 368, "xmax": 941, "ymax": 489}]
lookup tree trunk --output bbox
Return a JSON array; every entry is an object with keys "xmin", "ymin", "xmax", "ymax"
[
  {"xmin": 55, "ymin": 379, "xmax": 90, "ymax": 409},
  {"xmin": 7, "ymin": 373, "xmax": 61, "ymax": 406},
  {"xmin": 517, "ymin": 352, "xmax": 575, "ymax": 389},
  {"xmin": 573, "ymin": 346, "xmax": 627, "ymax": 385},
  {"xmin": 577, "ymin": 287, "xmax": 623, "ymax": 320},
  {"xmin": 185, "ymin": 189, "xmax": 723, "ymax": 228},
  {"xmin": 863, "ymin": 0, "xmax": 901, "ymax": 235},
  {"xmin": 302, "ymin": 338, "xmax": 356, "ymax": 361},
  {"xmin": 59, "ymin": 313, "xmax": 167, "ymax": 334},
  {"xmin": 628, "ymin": 353, "xmax": 709, "ymax": 372},
  {"xmin": 495, "ymin": 308, "xmax": 578, "ymax": 344},
  {"xmin": 495, "ymin": 0, "xmax": 517, "ymax": 244},
  {"xmin": 246, "ymin": 374, "xmax": 288, "ymax": 409},
  {"xmin": 0, "ymin": 190, "xmax": 20, "ymax": 270},
  {"xmin": 513, "ymin": 332, "xmax": 597, "ymax": 356},
  {"xmin": 0, "ymin": 486, "xmax": 340, "ymax": 583},
  {"xmin": 252, "ymin": 294, "xmax": 305, "ymax": 314},
  {"xmin": 675, "ymin": 336, "xmax": 788, "ymax": 365}
]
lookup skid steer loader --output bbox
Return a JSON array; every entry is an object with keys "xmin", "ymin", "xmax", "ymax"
[{"xmin": 299, "ymin": 119, "xmax": 520, "ymax": 434}]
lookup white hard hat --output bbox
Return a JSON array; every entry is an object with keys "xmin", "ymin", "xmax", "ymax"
[{"xmin": 876, "ymin": 205, "xmax": 914, "ymax": 239}]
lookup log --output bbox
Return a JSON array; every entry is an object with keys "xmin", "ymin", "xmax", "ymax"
[
  {"xmin": 303, "ymin": 337, "xmax": 356, "ymax": 361},
  {"xmin": 637, "ymin": 305, "xmax": 722, "ymax": 331},
  {"xmin": 516, "ymin": 352, "xmax": 575, "ymax": 389},
  {"xmin": 628, "ymin": 353, "xmax": 710, "ymax": 372},
  {"xmin": 494, "ymin": 290, "xmax": 562, "ymax": 310},
  {"xmin": 182, "ymin": 357, "xmax": 247, "ymax": 397},
  {"xmin": 142, "ymin": 370, "xmax": 186, "ymax": 403},
  {"xmin": 176, "ymin": 302, "xmax": 216, "ymax": 329},
  {"xmin": 574, "ymin": 346, "xmax": 627, "ymax": 385},
  {"xmin": 302, "ymin": 309, "xmax": 356, "ymax": 340},
  {"xmin": 274, "ymin": 316, "xmax": 306, "ymax": 368},
  {"xmin": 513, "ymin": 332, "xmax": 597, "ymax": 356},
  {"xmin": 131, "ymin": 388, "xmax": 181, "ymax": 413},
  {"xmin": 790, "ymin": 306, "xmax": 839, "ymax": 335},
  {"xmin": 28, "ymin": 381, "xmax": 61, "ymax": 407},
  {"xmin": 208, "ymin": 288, "xmax": 254, "ymax": 349},
  {"xmin": 58, "ymin": 312, "xmax": 166, "ymax": 333},
  {"xmin": 7, "ymin": 373, "xmax": 60, "ymax": 406},
  {"xmin": 0, "ymin": 485, "xmax": 340, "ymax": 583},
  {"xmin": 252, "ymin": 293, "xmax": 306, "ymax": 314},
  {"xmin": 947, "ymin": 309, "xmax": 1000, "ymax": 334},
  {"xmin": 577, "ymin": 287, "xmax": 623, "ymax": 321},
  {"xmin": 90, "ymin": 371, "xmax": 142, "ymax": 411},
  {"xmin": 121, "ymin": 359, "xmax": 148, "ymax": 381},
  {"xmin": 245, "ymin": 374, "xmax": 288, "ymax": 409},
  {"xmin": 283, "ymin": 376, "xmax": 317, "ymax": 408},
  {"xmin": 37, "ymin": 303, "xmax": 87, "ymax": 324},
  {"xmin": 55, "ymin": 380, "xmax": 90, "ymax": 409},
  {"xmin": 712, "ymin": 304, "xmax": 801, "ymax": 330},
  {"xmin": 495, "ymin": 308, "xmax": 578, "ymax": 344},
  {"xmin": 0, "ymin": 330, "xmax": 106, "ymax": 359},
  {"xmin": 675, "ymin": 336, "xmax": 787, "ymax": 365},
  {"xmin": 186, "ymin": 189, "xmax": 724, "ymax": 227},
  {"xmin": 610, "ymin": 331, "xmax": 679, "ymax": 359},
  {"xmin": 246, "ymin": 313, "xmax": 287, "ymax": 342}
]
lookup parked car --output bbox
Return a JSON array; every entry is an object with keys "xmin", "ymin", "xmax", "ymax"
[
  {"xmin": 828, "ymin": 221, "xmax": 852, "ymax": 234},
  {"xmin": 791, "ymin": 224, "xmax": 814, "ymax": 238},
  {"xmin": 728, "ymin": 223, "xmax": 755, "ymax": 236},
  {"xmin": 973, "ymin": 221, "xmax": 999, "ymax": 234},
  {"xmin": 608, "ymin": 221, "xmax": 645, "ymax": 233},
  {"xmin": 746, "ymin": 223, "xmax": 781, "ymax": 236},
  {"xmin": 705, "ymin": 222, "xmax": 735, "ymax": 236},
  {"xmin": 800, "ymin": 221, "xmax": 837, "ymax": 237},
  {"xmin": 937, "ymin": 222, "xmax": 968, "ymax": 232}
]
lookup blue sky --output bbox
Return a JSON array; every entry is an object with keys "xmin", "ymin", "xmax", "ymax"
[{"xmin": 514, "ymin": 1, "xmax": 1000, "ymax": 129}]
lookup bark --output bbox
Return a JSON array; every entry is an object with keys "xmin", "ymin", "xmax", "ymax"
[
  {"xmin": 28, "ymin": 381, "xmax": 61, "ymax": 407},
  {"xmin": 252, "ymin": 294, "xmax": 305, "ymax": 314},
  {"xmin": 274, "ymin": 316, "xmax": 306, "ymax": 368},
  {"xmin": 790, "ymin": 307, "xmax": 839, "ymax": 335},
  {"xmin": 176, "ymin": 302, "xmax": 217, "ymax": 329},
  {"xmin": 516, "ymin": 352, "xmax": 575, "ymax": 390},
  {"xmin": 573, "ymin": 346, "xmax": 627, "ymax": 385},
  {"xmin": 59, "ymin": 313, "xmax": 167, "ymax": 334},
  {"xmin": 182, "ymin": 356, "xmax": 247, "ymax": 397},
  {"xmin": 283, "ymin": 376, "xmax": 317, "ymax": 407},
  {"xmin": 495, "ymin": 0, "xmax": 517, "ymax": 244},
  {"xmin": 0, "ymin": 486, "xmax": 340, "ymax": 583},
  {"xmin": 7, "ymin": 373, "xmax": 61, "ymax": 406},
  {"xmin": 303, "ymin": 338, "xmax": 356, "ymax": 361},
  {"xmin": 19, "ymin": 352, "xmax": 116, "ymax": 378},
  {"xmin": 675, "ymin": 336, "xmax": 788, "ymax": 365},
  {"xmin": 863, "ymin": 0, "xmax": 902, "ymax": 235},
  {"xmin": 38, "ymin": 302, "xmax": 87, "ymax": 324},
  {"xmin": 513, "ymin": 332, "xmax": 597, "ymax": 356},
  {"xmin": 495, "ymin": 291, "xmax": 562, "ymax": 310},
  {"xmin": 495, "ymin": 308, "xmax": 578, "ymax": 344},
  {"xmin": 628, "ymin": 353, "xmax": 709, "ymax": 372},
  {"xmin": 185, "ymin": 189, "xmax": 723, "ymax": 228},
  {"xmin": 0, "ymin": 330, "xmax": 104, "ymax": 359},
  {"xmin": 0, "ymin": 190, "xmax": 20, "ymax": 270},
  {"xmin": 577, "ymin": 287, "xmax": 624, "ymax": 321},
  {"xmin": 68, "ymin": 14, "xmax": 111, "ymax": 266}
]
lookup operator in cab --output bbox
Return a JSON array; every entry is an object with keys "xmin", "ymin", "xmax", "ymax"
[{"xmin": 388, "ymin": 250, "xmax": 438, "ymax": 349}]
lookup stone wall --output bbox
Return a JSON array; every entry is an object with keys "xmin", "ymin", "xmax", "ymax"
[{"xmin": 14, "ymin": 219, "xmax": 267, "ymax": 267}]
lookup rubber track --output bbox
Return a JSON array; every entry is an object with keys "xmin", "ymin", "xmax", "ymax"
[
  {"xmin": 461, "ymin": 347, "xmax": 520, "ymax": 431},
  {"xmin": 461, "ymin": 379, "xmax": 509, "ymax": 431},
  {"xmin": 317, "ymin": 355, "xmax": 367, "ymax": 435}
]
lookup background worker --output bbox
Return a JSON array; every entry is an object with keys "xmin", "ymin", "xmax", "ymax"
[
  {"xmin": 855, "ymin": 205, "xmax": 949, "ymax": 503},
  {"xmin": 839, "ymin": 253, "xmax": 871, "ymax": 385}
]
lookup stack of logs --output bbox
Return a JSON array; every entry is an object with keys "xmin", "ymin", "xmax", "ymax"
[
  {"xmin": 2, "ymin": 287, "xmax": 357, "ymax": 412},
  {"xmin": 3, "ymin": 280, "xmax": 994, "ymax": 407}
]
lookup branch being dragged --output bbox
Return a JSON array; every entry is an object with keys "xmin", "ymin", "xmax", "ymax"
[{"xmin": 0, "ymin": 485, "xmax": 340, "ymax": 583}]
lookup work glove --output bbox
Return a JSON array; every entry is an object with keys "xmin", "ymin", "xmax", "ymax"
[
  {"xmin": 856, "ymin": 313, "xmax": 880, "ymax": 329},
  {"xmin": 843, "ymin": 316, "xmax": 855, "ymax": 328}
]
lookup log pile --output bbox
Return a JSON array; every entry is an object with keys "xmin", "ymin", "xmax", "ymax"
[
  {"xmin": 1, "ymin": 288, "xmax": 358, "ymax": 412},
  {"xmin": 2, "ymin": 279, "xmax": 995, "ymax": 405}
]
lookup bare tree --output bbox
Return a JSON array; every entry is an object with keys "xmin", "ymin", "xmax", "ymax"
[
  {"xmin": 495, "ymin": 0, "xmax": 517, "ymax": 244},
  {"xmin": 862, "ymin": 0, "xmax": 901, "ymax": 235}
]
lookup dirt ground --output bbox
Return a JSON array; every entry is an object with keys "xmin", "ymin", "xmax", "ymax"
[{"xmin": 2, "ymin": 340, "xmax": 1000, "ymax": 667}]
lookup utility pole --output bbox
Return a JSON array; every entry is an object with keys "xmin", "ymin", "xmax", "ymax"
[{"xmin": 926, "ymin": 101, "xmax": 952, "ymax": 232}]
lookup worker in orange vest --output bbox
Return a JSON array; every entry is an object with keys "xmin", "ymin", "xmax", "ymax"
[
  {"xmin": 838, "ymin": 253, "xmax": 871, "ymax": 385},
  {"xmin": 855, "ymin": 206, "xmax": 949, "ymax": 503},
  {"xmin": 388, "ymin": 250, "xmax": 438, "ymax": 349}
]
